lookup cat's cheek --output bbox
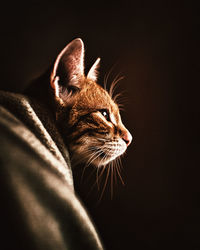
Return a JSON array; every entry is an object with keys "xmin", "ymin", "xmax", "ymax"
[{"xmin": 69, "ymin": 142, "xmax": 90, "ymax": 163}]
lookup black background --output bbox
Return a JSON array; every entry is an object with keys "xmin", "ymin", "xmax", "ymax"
[{"xmin": 1, "ymin": 1, "xmax": 200, "ymax": 250}]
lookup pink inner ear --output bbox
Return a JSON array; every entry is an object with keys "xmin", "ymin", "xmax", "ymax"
[{"xmin": 50, "ymin": 38, "xmax": 85, "ymax": 95}]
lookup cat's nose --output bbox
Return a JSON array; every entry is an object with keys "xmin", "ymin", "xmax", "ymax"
[{"xmin": 122, "ymin": 130, "xmax": 132, "ymax": 147}]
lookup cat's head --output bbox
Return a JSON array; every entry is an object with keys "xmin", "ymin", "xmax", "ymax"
[{"xmin": 50, "ymin": 38, "xmax": 132, "ymax": 167}]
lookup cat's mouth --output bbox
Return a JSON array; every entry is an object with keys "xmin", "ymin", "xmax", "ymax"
[
  {"xmin": 70, "ymin": 137, "xmax": 127, "ymax": 167},
  {"xmin": 86, "ymin": 140, "xmax": 127, "ymax": 167}
]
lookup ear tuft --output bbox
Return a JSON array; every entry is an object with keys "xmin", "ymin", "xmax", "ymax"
[{"xmin": 87, "ymin": 57, "xmax": 100, "ymax": 82}]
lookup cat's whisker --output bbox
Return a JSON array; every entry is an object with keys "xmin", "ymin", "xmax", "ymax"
[
  {"xmin": 103, "ymin": 63, "xmax": 118, "ymax": 91},
  {"xmin": 94, "ymin": 147, "xmax": 111, "ymax": 187},
  {"xmin": 84, "ymin": 167, "xmax": 99, "ymax": 192},
  {"xmin": 98, "ymin": 164, "xmax": 111, "ymax": 203},
  {"xmin": 94, "ymin": 148, "xmax": 111, "ymax": 188},
  {"xmin": 97, "ymin": 146, "xmax": 116, "ymax": 200},
  {"xmin": 103, "ymin": 72, "xmax": 109, "ymax": 91},
  {"xmin": 110, "ymin": 162, "xmax": 114, "ymax": 199},
  {"xmin": 116, "ymin": 156, "xmax": 124, "ymax": 174},
  {"xmin": 118, "ymin": 156, "xmax": 123, "ymax": 169},
  {"xmin": 80, "ymin": 148, "xmax": 103, "ymax": 183},
  {"xmin": 81, "ymin": 150, "xmax": 99, "ymax": 180},
  {"xmin": 113, "ymin": 160, "xmax": 118, "ymax": 186},
  {"xmin": 113, "ymin": 93, "xmax": 123, "ymax": 103},
  {"xmin": 115, "ymin": 157, "xmax": 125, "ymax": 186},
  {"xmin": 88, "ymin": 160, "xmax": 107, "ymax": 199},
  {"xmin": 82, "ymin": 150, "xmax": 105, "ymax": 196},
  {"xmin": 118, "ymin": 106, "xmax": 125, "ymax": 112},
  {"xmin": 113, "ymin": 90, "xmax": 127, "ymax": 104},
  {"xmin": 86, "ymin": 148, "xmax": 102, "ymax": 165},
  {"xmin": 85, "ymin": 169, "xmax": 101, "ymax": 199},
  {"xmin": 86, "ymin": 166, "xmax": 103, "ymax": 198},
  {"xmin": 114, "ymin": 95, "xmax": 129, "ymax": 108},
  {"xmin": 96, "ymin": 165, "xmax": 101, "ymax": 190},
  {"xmin": 96, "ymin": 165, "xmax": 107, "ymax": 191},
  {"xmin": 79, "ymin": 141, "xmax": 125, "ymax": 200},
  {"xmin": 81, "ymin": 165, "xmax": 88, "ymax": 183},
  {"xmin": 113, "ymin": 92, "xmax": 129, "ymax": 112},
  {"xmin": 111, "ymin": 72, "xmax": 122, "ymax": 87},
  {"xmin": 109, "ymin": 75, "xmax": 124, "ymax": 99}
]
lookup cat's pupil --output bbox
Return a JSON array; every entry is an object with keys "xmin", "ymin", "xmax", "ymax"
[{"xmin": 100, "ymin": 110, "xmax": 110, "ymax": 121}]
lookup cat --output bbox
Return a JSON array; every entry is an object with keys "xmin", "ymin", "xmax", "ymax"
[
  {"xmin": 26, "ymin": 38, "xmax": 132, "ymax": 169},
  {"xmin": 0, "ymin": 38, "xmax": 132, "ymax": 250}
]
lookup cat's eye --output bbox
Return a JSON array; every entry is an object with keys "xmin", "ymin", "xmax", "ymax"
[{"xmin": 100, "ymin": 109, "xmax": 110, "ymax": 121}]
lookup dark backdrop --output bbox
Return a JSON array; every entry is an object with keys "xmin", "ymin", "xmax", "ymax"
[{"xmin": 1, "ymin": 1, "xmax": 199, "ymax": 250}]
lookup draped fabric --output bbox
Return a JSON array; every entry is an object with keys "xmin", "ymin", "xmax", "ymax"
[{"xmin": 0, "ymin": 91, "xmax": 103, "ymax": 250}]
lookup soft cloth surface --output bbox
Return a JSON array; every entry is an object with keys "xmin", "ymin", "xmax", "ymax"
[{"xmin": 0, "ymin": 91, "xmax": 103, "ymax": 250}]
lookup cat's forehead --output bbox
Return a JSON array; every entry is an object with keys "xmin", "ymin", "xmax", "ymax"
[{"xmin": 76, "ymin": 79, "xmax": 119, "ymax": 112}]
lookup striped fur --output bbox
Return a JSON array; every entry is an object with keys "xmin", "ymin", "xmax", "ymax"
[
  {"xmin": 28, "ymin": 38, "xmax": 132, "ymax": 168},
  {"xmin": 56, "ymin": 77, "xmax": 132, "ymax": 167}
]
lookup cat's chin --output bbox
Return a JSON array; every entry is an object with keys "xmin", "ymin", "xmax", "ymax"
[
  {"xmin": 72, "ymin": 156, "xmax": 117, "ymax": 168},
  {"xmin": 70, "ymin": 138, "xmax": 128, "ymax": 167},
  {"xmin": 71, "ymin": 153, "xmax": 113, "ymax": 167},
  {"xmin": 71, "ymin": 145, "xmax": 127, "ymax": 168},
  {"xmin": 90, "ymin": 154, "xmax": 120, "ymax": 167}
]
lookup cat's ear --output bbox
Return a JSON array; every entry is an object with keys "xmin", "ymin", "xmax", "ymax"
[
  {"xmin": 50, "ymin": 38, "xmax": 84, "ymax": 98},
  {"xmin": 87, "ymin": 57, "xmax": 100, "ymax": 82}
]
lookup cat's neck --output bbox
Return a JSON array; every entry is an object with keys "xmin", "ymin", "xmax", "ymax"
[{"xmin": 24, "ymin": 68, "xmax": 56, "ymax": 114}]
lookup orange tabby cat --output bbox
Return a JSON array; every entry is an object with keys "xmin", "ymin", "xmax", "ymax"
[{"xmin": 27, "ymin": 38, "xmax": 132, "ymax": 168}]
